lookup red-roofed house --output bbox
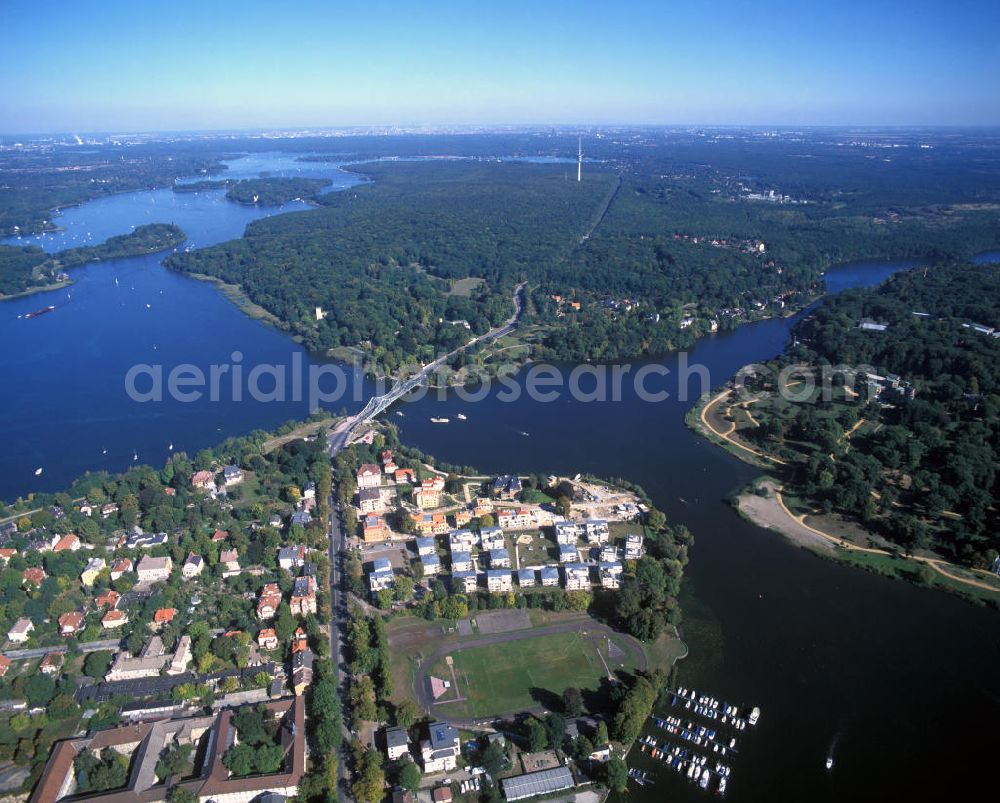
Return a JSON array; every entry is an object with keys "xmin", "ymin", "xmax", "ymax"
[
  {"xmin": 102, "ymin": 609, "xmax": 129, "ymax": 629},
  {"xmin": 110, "ymin": 558, "xmax": 133, "ymax": 581},
  {"xmin": 95, "ymin": 589, "xmax": 120, "ymax": 610},
  {"xmin": 394, "ymin": 467, "xmax": 416, "ymax": 484},
  {"xmin": 0, "ymin": 655, "xmax": 10, "ymax": 678},
  {"xmin": 58, "ymin": 611, "xmax": 85, "ymax": 636},
  {"xmin": 153, "ymin": 608, "xmax": 177, "ymax": 627},
  {"xmin": 256, "ymin": 583, "xmax": 282, "ymax": 620},
  {"xmin": 22, "ymin": 567, "xmax": 46, "ymax": 587},
  {"xmin": 0, "ymin": 548, "xmax": 15, "ymax": 563},
  {"xmin": 191, "ymin": 470, "xmax": 215, "ymax": 490},
  {"xmin": 53, "ymin": 534, "xmax": 81, "ymax": 552},
  {"xmin": 413, "ymin": 479, "xmax": 441, "ymax": 509},
  {"xmin": 257, "ymin": 628, "xmax": 278, "ymax": 650},
  {"xmin": 212, "ymin": 529, "xmax": 229, "ymax": 542},
  {"xmin": 410, "ymin": 512, "xmax": 449, "ymax": 536},
  {"xmin": 39, "ymin": 653, "xmax": 62, "ymax": 675}
]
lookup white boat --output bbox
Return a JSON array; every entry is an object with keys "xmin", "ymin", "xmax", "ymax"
[
  {"xmin": 168, "ymin": 442, "xmax": 174, "ymax": 451},
  {"xmin": 749, "ymin": 706, "xmax": 760, "ymax": 725},
  {"xmin": 456, "ymin": 413, "xmax": 467, "ymax": 420},
  {"xmin": 826, "ymin": 757, "xmax": 834, "ymax": 770},
  {"xmin": 430, "ymin": 417, "xmax": 450, "ymax": 424},
  {"xmin": 34, "ymin": 467, "xmax": 43, "ymax": 476},
  {"xmin": 718, "ymin": 777, "xmax": 728, "ymax": 795}
]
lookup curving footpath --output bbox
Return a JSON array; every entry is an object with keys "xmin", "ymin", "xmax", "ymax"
[
  {"xmin": 699, "ymin": 388, "xmax": 786, "ymax": 465},
  {"xmin": 773, "ymin": 490, "xmax": 1000, "ymax": 594}
]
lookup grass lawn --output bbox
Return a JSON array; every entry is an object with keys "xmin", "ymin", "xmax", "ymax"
[
  {"xmin": 838, "ymin": 550, "xmax": 1000, "ymax": 603},
  {"xmin": 609, "ymin": 520, "xmax": 649, "ymax": 544},
  {"xmin": 432, "ymin": 630, "xmax": 637, "ymax": 718},
  {"xmin": 520, "ymin": 488, "xmax": 552, "ymax": 505},
  {"xmin": 447, "ymin": 277, "xmax": 486, "ymax": 296},
  {"xmin": 261, "ymin": 416, "xmax": 335, "ymax": 453},
  {"xmin": 643, "ymin": 628, "xmax": 688, "ymax": 672}
]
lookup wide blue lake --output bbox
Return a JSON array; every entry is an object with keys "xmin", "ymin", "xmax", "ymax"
[
  {"xmin": 1, "ymin": 154, "xmax": 998, "ymax": 801},
  {"xmin": 0, "ymin": 154, "xmax": 370, "ymax": 494}
]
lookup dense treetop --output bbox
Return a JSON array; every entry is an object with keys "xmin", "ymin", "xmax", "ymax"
[
  {"xmin": 225, "ymin": 177, "xmax": 331, "ymax": 206},
  {"xmin": 744, "ymin": 262, "xmax": 1000, "ymax": 566}
]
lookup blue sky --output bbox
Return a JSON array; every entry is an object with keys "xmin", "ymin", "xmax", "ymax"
[{"xmin": 2, "ymin": 0, "xmax": 999, "ymax": 133}]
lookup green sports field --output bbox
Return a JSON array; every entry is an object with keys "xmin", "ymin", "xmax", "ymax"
[{"xmin": 432, "ymin": 630, "xmax": 640, "ymax": 718}]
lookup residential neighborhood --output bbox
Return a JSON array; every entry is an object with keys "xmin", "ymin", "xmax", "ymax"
[
  {"xmin": 0, "ymin": 425, "xmax": 339, "ymax": 803},
  {"xmin": 349, "ymin": 452, "xmax": 645, "ymax": 604},
  {"xmin": 0, "ymin": 419, "xmax": 681, "ymax": 803}
]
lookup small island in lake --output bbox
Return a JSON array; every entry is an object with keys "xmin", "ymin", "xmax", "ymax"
[{"xmin": 225, "ymin": 177, "xmax": 331, "ymax": 206}]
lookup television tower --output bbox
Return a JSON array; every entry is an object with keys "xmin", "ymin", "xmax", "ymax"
[{"xmin": 577, "ymin": 136, "xmax": 582, "ymax": 182}]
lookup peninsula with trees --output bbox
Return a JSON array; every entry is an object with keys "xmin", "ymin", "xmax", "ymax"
[
  {"xmin": 0, "ymin": 223, "xmax": 186, "ymax": 298},
  {"xmin": 691, "ymin": 261, "xmax": 1000, "ymax": 604}
]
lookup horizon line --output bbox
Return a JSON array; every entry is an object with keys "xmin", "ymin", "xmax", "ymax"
[{"xmin": 4, "ymin": 122, "xmax": 1000, "ymax": 139}]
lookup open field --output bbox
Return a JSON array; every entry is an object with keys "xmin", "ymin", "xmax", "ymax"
[
  {"xmin": 386, "ymin": 611, "xmax": 674, "ymax": 720},
  {"xmin": 447, "ymin": 276, "xmax": 486, "ymax": 296},
  {"xmin": 261, "ymin": 416, "xmax": 336, "ymax": 453},
  {"xmin": 428, "ymin": 629, "xmax": 640, "ymax": 719}
]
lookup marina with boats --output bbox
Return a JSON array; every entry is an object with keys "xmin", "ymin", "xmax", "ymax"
[{"xmin": 632, "ymin": 687, "xmax": 762, "ymax": 796}]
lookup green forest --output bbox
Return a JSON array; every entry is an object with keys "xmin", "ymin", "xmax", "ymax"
[
  {"xmin": 165, "ymin": 136, "xmax": 1000, "ymax": 366},
  {"xmin": 167, "ymin": 160, "xmax": 615, "ymax": 370},
  {"xmin": 5, "ymin": 131, "xmax": 1000, "ymax": 364},
  {"xmin": 0, "ymin": 244, "xmax": 49, "ymax": 296},
  {"xmin": 225, "ymin": 177, "xmax": 331, "ymax": 205},
  {"xmin": 736, "ymin": 262, "xmax": 1000, "ymax": 567}
]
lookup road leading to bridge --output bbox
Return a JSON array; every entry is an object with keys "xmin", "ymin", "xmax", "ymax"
[{"xmin": 328, "ymin": 282, "xmax": 525, "ymax": 455}]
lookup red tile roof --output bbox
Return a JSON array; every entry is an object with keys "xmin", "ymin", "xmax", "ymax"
[
  {"xmin": 58, "ymin": 611, "xmax": 84, "ymax": 633},
  {"xmin": 52, "ymin": 534, "xmax": 80, "ymax": 552},
  {"xmin": 22, "ymin": 567, "xmax": 45, "ymax": 585}
]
